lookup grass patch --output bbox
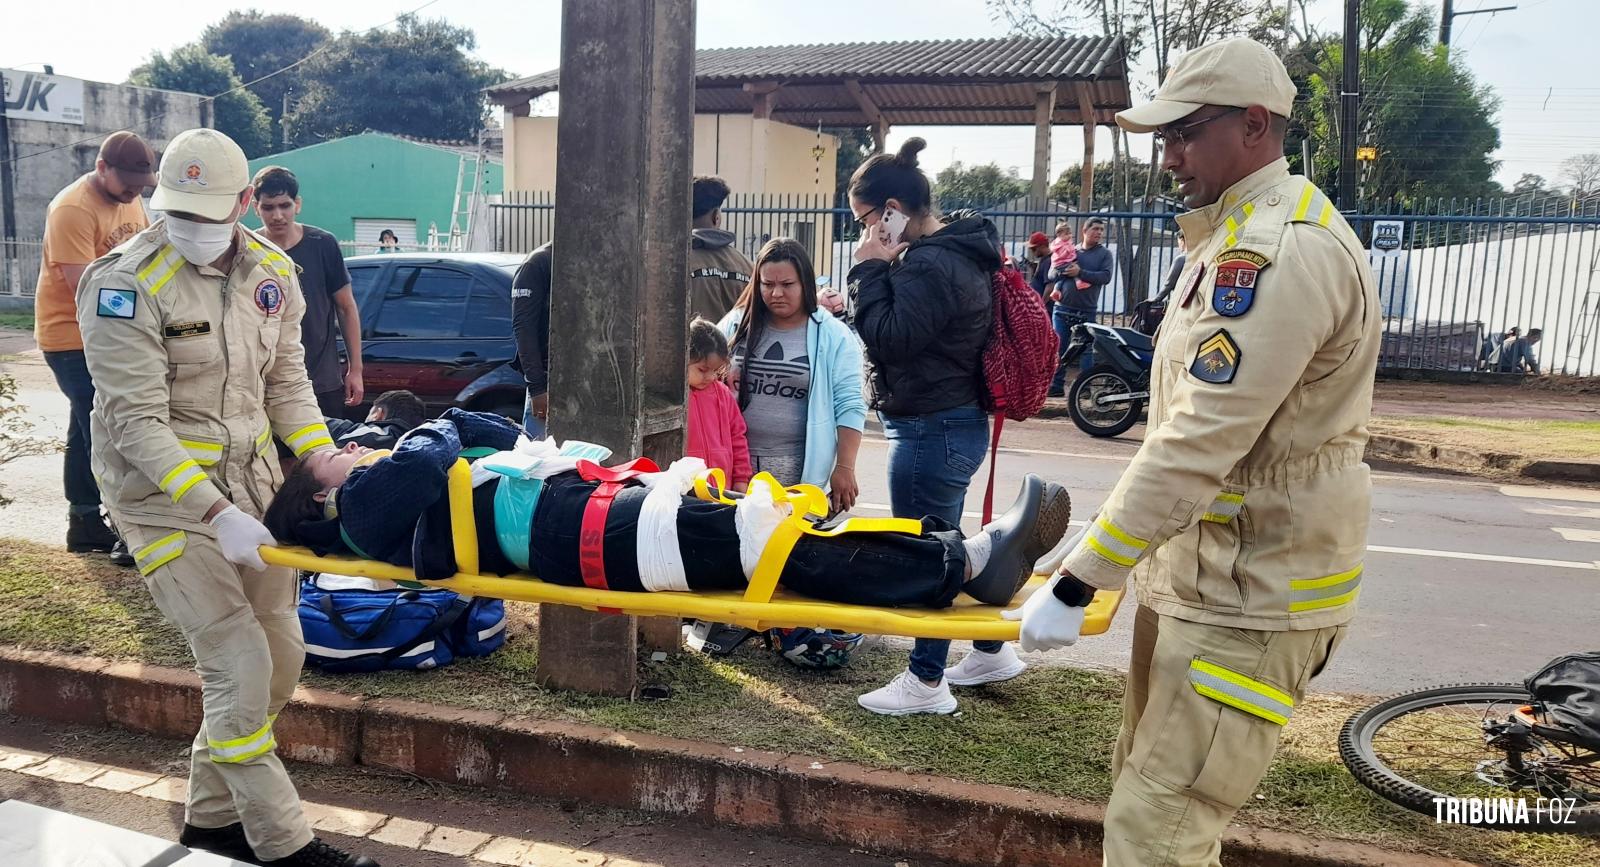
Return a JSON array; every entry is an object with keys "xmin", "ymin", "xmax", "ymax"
[
  {"xmin": 1, "ymin": 536, "xmax": 1595, "ymax": 866},
  {"xmin": 1373, "ymin": 415, "xmax": 1600, "ymax": 461},
  {"xmin": 0, "ymin": 312, "xmax": 34, "ymax": 332}
]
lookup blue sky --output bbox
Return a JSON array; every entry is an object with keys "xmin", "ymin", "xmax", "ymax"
[{"xmin": 4, "ymin": 0, "xmax": 1595, "ymax": 188}]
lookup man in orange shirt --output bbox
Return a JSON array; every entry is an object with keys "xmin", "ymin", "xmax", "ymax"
[{"xmin": 33, "ymin": 132, "xmax": 156, "ymax": 563}]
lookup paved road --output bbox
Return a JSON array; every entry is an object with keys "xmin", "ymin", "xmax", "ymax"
[
  {"xmin": 3, "ymin": 333, "xmax": 1596, "ymax": 696},
  {"xmin": 0, "ymin": 716, "xmax": 931, "ymax": 866}
]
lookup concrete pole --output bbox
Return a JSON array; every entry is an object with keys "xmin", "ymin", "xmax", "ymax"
[
  {"xmin": 537, "ymin": 0, "xmax": 697, "ymax": 696},
  {"xmin": 1031, "ymin": 85, "xmax": 1057, "ymax": 206}
]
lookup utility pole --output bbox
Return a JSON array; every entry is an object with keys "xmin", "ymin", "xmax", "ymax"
[
  {"xmin": 1338, "ymin": 0, "xmax": 1361, "ymax": 211},
  {"xmin": 1440, "ymin": 0, "xmax": 1518, "ymax": 50}
]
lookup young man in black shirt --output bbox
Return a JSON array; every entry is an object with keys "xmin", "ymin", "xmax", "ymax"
[{"xmin": 253, "ymin": 166, "xmax": 365, "ymax": 418}]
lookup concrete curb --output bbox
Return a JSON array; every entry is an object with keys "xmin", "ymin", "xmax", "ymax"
[{"xmin": 0, "ymin": 646, "xmax": 1473, "ymax": 867}]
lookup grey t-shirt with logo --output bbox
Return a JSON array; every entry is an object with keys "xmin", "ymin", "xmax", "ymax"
[{"xmin": 734, "ymin": 323, "xmax": 811, "ymax": 459}]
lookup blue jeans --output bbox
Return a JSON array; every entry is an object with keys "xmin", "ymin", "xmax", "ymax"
[
  {"xmin": 43, "ymin": 350, "xmax": 101, "ymax": 512},
  {"xmin": 522, "ymin": 391, "xmax": 548, "ymax": 440},
  {"xmin": 1051, "ymin": 308, "xmax": 1097, "ymax": 392},
  {"xmin": 880, "ymin": 404, "xmax": 1001, "ymax": 681}
]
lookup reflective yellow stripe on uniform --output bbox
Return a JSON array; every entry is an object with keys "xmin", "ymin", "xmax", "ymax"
[
  {"xmin": 1289, "ymin": 565, "xmax": 1363, "ymax": 612},
  {"xmin": 137, "ymin": 244, "xmax": 185, "ymax": 295},
  {"xmin": 255, "ymin": 426, "xmax": 273, "ymax": 456},
  {"xmin": 280, "ymin": 423, "xmax": 334, "ymax": 458},
  {"xmin": 1085, "ymin": 516, "xmax": 1148, "ymax": 568},
  {"xmin": 1291, "ymin": 184, "xmax": 1336, "ymax": 228},
  {"xmin": 159, "ymin": 459, "xmax": 209, "ymax": 503},
  {"xmin": 1201, "ymin": 491, "xmax": 1244, "ymax": 524},
  {"xmin": 208, "ymin": 718, "xmax": 276, "ymax": 764},
  {"xmin": 1188, "ymin": 658, "xmax": 1295, "ymax": 726},
  {"xmin": 133, "ymin": 531, "xmax": 186, "ymax": 576},
  {"xmin": 1223, "ymin": 202, "xmax": 1256, "ymax": 247},
  {"xmin": 247, "ymin": 241, "xmax": 292, "ymax": 278},
  {"xmin": 177, "ymin": 438, "xmax": 224, "ymax": 467}
]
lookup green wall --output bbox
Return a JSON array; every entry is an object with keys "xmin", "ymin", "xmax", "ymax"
[{"xmin": 244, "ymin": 132, "xmax": 504, "ymax": 244}]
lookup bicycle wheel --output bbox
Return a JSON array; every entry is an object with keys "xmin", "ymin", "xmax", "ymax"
[{"xmin": 1340, "ymin": 684, "xmax": 1600, "ymax": 831}]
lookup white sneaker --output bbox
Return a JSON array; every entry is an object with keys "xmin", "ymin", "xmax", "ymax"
[
  {"xmin": 944, "ymin": 644, "xmax": 1027, "ymax": 686},
  {"xmin": 857, "ymin": 670, "xmax": 959, "ymax": 716}
]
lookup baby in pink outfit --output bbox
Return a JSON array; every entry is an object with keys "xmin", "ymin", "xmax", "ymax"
[{"xmin": 1048, "ymin": 221, "xmax": 1079, "ymax": 298}]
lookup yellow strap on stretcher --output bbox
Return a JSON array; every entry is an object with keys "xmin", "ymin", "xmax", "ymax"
[{"xmin": 259, "ymin": 459, "xmax": 1123, "ymax": 640}]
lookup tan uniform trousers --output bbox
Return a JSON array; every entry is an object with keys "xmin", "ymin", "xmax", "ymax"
[
  {"xmin": 124, "ymin": 520, "xmax": 313, "ymax": 860},
  {"xmin": 1103, "ymin": 605, "xmax": 1346, "ymax": 867}
]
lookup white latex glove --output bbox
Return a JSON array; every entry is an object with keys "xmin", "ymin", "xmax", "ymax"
[
  {"xmin": 1002, "ymin": 574, "xmax": 1088, "ymax": 652},
  {"xmin": 210, "ymin": 504, "xmax": 276, "ymax": 572},
  {"xmin": 1033, "ymin": 524, "xmax": 1088, "ymax": 577}
]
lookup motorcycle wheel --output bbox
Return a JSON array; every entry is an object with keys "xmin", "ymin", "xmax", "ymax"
[{"xmin": 1067, "ymin": 365, "xmax": 1143, "ymax": 438}]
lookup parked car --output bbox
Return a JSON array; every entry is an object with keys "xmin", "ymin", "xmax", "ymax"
[{"xmin": 337, "ymin": 252, "xmax": 527, "ymax": 421}]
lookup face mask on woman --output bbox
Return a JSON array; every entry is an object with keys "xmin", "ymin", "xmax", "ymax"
[{"xmin": 165, "ymin": 215, "xmax": 236, "ymax": 265}]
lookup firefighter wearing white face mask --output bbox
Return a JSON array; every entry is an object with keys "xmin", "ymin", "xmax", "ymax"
[{"xmin": 75, "ymin": 129, "xmax": 378, "ymax": 867}]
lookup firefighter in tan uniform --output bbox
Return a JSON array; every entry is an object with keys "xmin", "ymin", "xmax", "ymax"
[
  {"xmin": 1011, "ymin": 39, "xmax": 1380, "ymax": 866},
  {"xmin": 76, "ymin": 129, "xmax": 380, "ymax": 867}
]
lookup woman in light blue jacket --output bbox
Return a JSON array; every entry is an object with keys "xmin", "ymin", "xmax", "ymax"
[{"xmin": 718, "ymin": 238, "xmax": 866, "ymax": 514}]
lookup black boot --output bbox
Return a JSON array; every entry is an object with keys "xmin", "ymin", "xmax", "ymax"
[
  {"xmin": 66, "ymin": 510, "xmax": 117, "ymax": 553},
  {"xmin": 263, "ymin": 838, "xmax": 380, "ymax": 867},
  {"xmin": 109, "ymin": 537, "xmax": 136, "ymax": 567},
  {"xmin": 963, "ymin": 476, "xmax": 1073, "ymax": 606},
  {"xmin": 180, "ymin": 822, "xmax": 260, "ymax": 863}
]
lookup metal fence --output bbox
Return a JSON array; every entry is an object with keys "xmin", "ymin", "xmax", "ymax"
[
  {"xmin": 489, "ymin": 192, "xmax": 1600, "ymax": 376},
  {"xmin": 1, "ymin": 238, "xmax": 43, "ymax": 299}
]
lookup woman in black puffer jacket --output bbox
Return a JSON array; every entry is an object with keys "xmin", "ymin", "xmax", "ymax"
[{"xmin": 846, "ymin": 138, "xmax": 1025, "ymax": 716}]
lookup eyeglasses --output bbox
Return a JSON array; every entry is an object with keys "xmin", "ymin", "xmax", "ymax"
[
  {"xmin": 1153, "ymin": 108, "xmax": 1243, "ymax": 150},
  {"xmin": 853, "ymin": 206, "xmax": 881, "ymax": 228}
]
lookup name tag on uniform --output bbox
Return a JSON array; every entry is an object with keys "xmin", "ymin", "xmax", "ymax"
[
  {"xmin": 96, "ymin": 288, "xmax": 137, "ymax": 319},
  {"xmin": 163, "ymin": 321, "xmax": 212, "ymax": 339}
]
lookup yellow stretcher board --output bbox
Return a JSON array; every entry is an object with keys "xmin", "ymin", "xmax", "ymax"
[{"xmin": 259, "ymin": 460, "xmax": 1122, "ymax": 641}]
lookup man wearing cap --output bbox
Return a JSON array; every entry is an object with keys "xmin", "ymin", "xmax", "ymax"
[
  {"xmin": 33, "ymin": 131, "xmax": 158, "ymax": 564},
  {"xmin": 75, "ymin": 129, "xmax": 379, "ymax": 867},
  {"xmin": 1011, "ymin": 37, "xmax": 1379, "ymax": 866}
]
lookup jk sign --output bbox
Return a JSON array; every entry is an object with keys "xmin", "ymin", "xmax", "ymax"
[{"xmin": 2, "ymin": 69, "xmax": 86, "ymax": 125}]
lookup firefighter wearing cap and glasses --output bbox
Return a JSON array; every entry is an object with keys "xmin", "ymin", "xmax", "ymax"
[
  {"xmin": 75, "ymin": 129, "xmax": 379, "ymax": 867},
  {"xmin": 1013, "ymin": 38, "xmax": 1381, "ymax": 866}
]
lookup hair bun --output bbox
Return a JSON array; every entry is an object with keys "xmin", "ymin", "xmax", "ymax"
[{"xmin": 895, "ymin": 137, "xmax": 927, "ymax": 167}]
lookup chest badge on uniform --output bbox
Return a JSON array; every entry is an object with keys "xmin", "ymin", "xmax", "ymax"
[
  {"xmin": 96, "ymin": 288, "xmax": 137, "ymax": 319},
  {"xmin": 1190, "ymin": 328, "xmax": 1241, "ymax": 384},
  {"xmin": 1211, "ymin": 249, "xmax": 1269, "ymax": 318},
  {"xmin": 255, "ymin": 279, "xmax": 283, "ymax": 315},
  {"xmin": 163, "ymin": 321, "xmax": 212, "ymax": 339}
]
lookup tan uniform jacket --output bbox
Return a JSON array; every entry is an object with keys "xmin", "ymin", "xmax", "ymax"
[
  {"xmin": 76, "ymin": 221, "xmax": 334, "ymax": 528},
  {"xmin": 1063, "ymin": 159, "xmax": 1381, "ymax": 630}
]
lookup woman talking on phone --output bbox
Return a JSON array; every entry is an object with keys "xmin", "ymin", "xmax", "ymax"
[{"xmin": 846, "ymin": 137, "xmax": 1026, "ymax": 716}]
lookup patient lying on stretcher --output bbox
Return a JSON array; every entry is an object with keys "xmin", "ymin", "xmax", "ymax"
[{"xmin": 262, "ymin": 409, "xmax": 1072, "ymax": 608}]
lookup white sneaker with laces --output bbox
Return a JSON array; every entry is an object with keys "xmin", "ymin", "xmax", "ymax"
[
  {"xmin": 857, "ymin": 670, "xmax": 959, "ymax": 716},
  {"xmin": 944, "ymin": 643, "xmax": 1027, "ymax": 686}
]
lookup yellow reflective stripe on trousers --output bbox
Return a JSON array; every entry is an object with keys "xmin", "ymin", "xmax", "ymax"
[
  {"xmin": 133, "ymin": 530, "xmax": 186, "ymax": 576},
  {"xmin": 255, "ymin": 426, "xmax": 273, "ymax": 456},
  {"xmin": 208, "ymin": 718, "xmax": 276, "ymax": 764},
  {"xmin": 159, "ymin": 459, "xmax": 209, "ymax": 502},
  {"xmin": 1085, "ymin": 516, "xmax": 1147, "ymax": 568},
  {"xmin": 1188, "ymin": 659, "xmax": 1295, "ymax": 726},
  {"xmin": 281, "ymin": 422, "xmax": 334, "ymax": 458},
  {"xmin": 177, "ymin": 438, "xmax": 224, "ymax": 467},
  {"xmin": 1202, "ymin": 491, "xmax": 1244, "ymax": 524},
  {"xmin": 1289, "ymin": 565, "xmax": 1363, "ymax": 612}
]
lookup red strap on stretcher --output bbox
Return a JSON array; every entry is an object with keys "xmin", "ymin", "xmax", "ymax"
[{"xmin": 575, "ymin": 458, "xmax": 660, "ymax": 592}]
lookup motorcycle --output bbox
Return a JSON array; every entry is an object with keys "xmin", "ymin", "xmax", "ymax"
[{"xmin": 1061, "ymin": 299, "xmax": 1162, "ymax": 438}]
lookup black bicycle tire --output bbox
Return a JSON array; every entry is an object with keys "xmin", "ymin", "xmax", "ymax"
[
  {"xmin": 1339, "ymin": 683, "xmax": 1600, "ymax": 832},
  {"xmin": 1067, "ymin": 365, "xmax": 1142, "ymax": 438}
]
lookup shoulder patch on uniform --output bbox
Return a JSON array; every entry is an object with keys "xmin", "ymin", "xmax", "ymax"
[
  {"xmin": 1190, "ymin": 328, "xmax": 1241, "ymax": 384},
  {"xmin": 255, "ymin": 279, "xmax": 283, "ymax": 315},
  {"xmin": 1211, "ymin": 249, "xmax": 1269, "ymax": 318},
  {"xmin": 96, "ymin": 288, "xmax": 137, "ymax": 319}
]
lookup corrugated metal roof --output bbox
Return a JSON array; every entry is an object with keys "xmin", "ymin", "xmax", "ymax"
[{"xmin": 488, "ymin": 36, "xmax": 1130, "ymax": 126}]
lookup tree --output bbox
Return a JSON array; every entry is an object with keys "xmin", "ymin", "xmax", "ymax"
[
  {"xmin": 201, "ymin": 11, "xmax": 330, "ymax": 151},
  {"xmin": 1560, "ymin": 154, "xmax": 1600, "ymax": 199},
  {"xmin": 130, "ymin": 46, "xmax": 273, "ymax": 158},
  {"xmin": 285, "ymin": 15, "xmax": 505, "ymax": 145},
  {"xmin": 1050, "ymin": 159, "xmax": 1161, "ymax": 206},
  {"xmin": 824, "ymin": 127, "xmax": 875, "ymax": 238},
  {"xmin": 1302, "ymin": 0, "xmax": 1500, "ymax": 205},
  {"xmin": 934, "ymin": 162, "xmax": 1028, "ymax": 209}
]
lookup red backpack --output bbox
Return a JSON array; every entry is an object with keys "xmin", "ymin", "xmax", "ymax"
[{"xmin": 979, "ymin": 250, "xmax": 1059, "ymax": 522}]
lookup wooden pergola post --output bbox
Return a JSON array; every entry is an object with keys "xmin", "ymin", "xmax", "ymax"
[
  {"xmin": 1076, "ymin": 83, "xmax": 1097, "ymax": 213},
  {"xmin": 845, "ymin": 79, "xmax": 889, "ymax": 154},
  {"xmin": 1031, "ymin": 84, "xmax": 1057, "ymax": 206},
  {"xmin": 536, "ymin": 0, "xmax": 696, "ymax": 697}
]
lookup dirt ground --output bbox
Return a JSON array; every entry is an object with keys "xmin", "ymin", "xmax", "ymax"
[{"xmin": 1373, "ymin": 378, "xmax": 1600, "ymax": 421}]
